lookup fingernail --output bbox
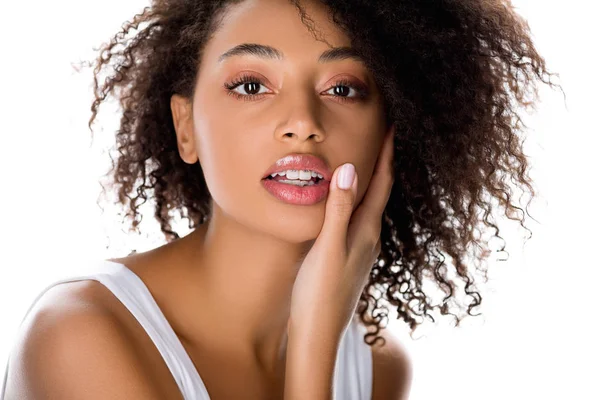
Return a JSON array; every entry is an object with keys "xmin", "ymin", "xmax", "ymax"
[{"xmin": 337, "ymin": 163, "xmax": 355, "ymax": 190}]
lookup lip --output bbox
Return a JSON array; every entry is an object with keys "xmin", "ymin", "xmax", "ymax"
[
  {"xmin": 261, "ymin": 178, "xmax": 330, "ymax": 205},
  {"xmin": 262, "ymin": 153, "xmax": 333, "ymax": 182}
]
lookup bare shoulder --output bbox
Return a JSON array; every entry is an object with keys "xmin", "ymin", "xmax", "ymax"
[
  {"xmin": 3, "ymin": 280, "xmax": 165, "ymax": 400},
  {"xmin": 370, "ymin": 326, "xmax": 413, "ymax": 400}
]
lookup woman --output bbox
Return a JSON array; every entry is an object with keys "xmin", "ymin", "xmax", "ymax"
[{"xmin": 1, "ymin": 0, "xmax": 560, "ymax": 398}]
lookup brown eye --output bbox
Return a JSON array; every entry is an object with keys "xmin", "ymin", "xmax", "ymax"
[
  {"xmin": 323, "ymin": 78, "xmax": 369, "ymax": 103},
  {"xmin": 230, "ymin": 81, "xmax": 266, "ymax": 96},
  {"xmin": 242, "ymin": 82, "xmax": 262, "ymax": 95},
  {"xmin": 223, "ymin": 75, "xmax": 266, "ymax": 100},
  {"xmin": 329, "ymin": 85, "xmax": 354, "ymax": 97}
]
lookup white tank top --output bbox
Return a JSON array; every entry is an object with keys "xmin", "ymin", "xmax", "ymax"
[{"xmin": 0, "ymin": 260, "xmax": 373, "ymax": 399}]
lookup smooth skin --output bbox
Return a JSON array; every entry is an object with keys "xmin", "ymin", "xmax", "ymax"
[{"xmin": 4, "ymin": 0, "xmax": 412, "ymax": 398}]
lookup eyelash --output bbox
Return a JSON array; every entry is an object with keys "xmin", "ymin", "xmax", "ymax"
[{"xmin": 223, "ymin": 73, "xmax": 369, "ymax": 103}]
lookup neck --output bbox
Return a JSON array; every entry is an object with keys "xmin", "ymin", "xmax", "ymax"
[{"xmin": 162, "ymin": 205, "xmax": 315, "ymax": 374}]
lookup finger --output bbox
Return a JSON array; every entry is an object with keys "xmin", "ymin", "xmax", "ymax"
[
  {"xmin": 317, "ymin": 162, "xmax": 359, "ymax": 250},
  {"xmin": 355, "ymin": 124, "xmax": 396, "ymax": 223}
]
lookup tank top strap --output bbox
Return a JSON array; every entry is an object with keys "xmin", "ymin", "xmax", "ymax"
[
  {"xmin": 91, "ymin": 261, "xmax": 210, "ymax": 399},
  {"xmin": 334, "ymin": 314, "xmax": 373, "ymax": 399}
]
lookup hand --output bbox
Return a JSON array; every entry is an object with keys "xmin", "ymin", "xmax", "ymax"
[{"xmin": 288, "ymin": 124, "xmax": 396, "ymax": 337}]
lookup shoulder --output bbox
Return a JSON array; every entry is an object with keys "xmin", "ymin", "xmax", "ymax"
[
  {"xmin": 3, "ymin": 280, "xmax": 163, "ymax": 400},
  {"xmin": 370, "ymin": 326, "xmax": 413, "ymax": 400}
]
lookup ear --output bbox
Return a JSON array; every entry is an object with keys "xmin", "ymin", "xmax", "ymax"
[{"xmin": 170, "ymin": 94, "xmax": 198, "ymax": 165}]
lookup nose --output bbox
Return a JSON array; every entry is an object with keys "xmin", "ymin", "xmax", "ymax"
[{"xmin": 274, "ymin": 92, "xmax": 326, "ymax": 143}]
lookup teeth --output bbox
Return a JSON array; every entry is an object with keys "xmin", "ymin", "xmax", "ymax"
[
  {"xmin": 269, "ymin": 170, "xmax": 324, "ymax": 180},
  {"xmin": 278, "ymin": 180, "xmax": 316, "ymax": 187},
  {"xmin": 297, "ymin": 170, "xmax": 312, "ymax": 180}
]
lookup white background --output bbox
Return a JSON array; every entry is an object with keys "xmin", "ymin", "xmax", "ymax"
[{"xmin": 0, "ymin": 0, "xmax": 598, "ymax": 399}]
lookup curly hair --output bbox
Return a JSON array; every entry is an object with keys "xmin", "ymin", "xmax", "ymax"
[{"xmin": 84, "ymin": 0, "xmax": 563, "ymax": 346}]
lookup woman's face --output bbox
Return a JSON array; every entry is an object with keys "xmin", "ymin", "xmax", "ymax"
[{"xmin": 172, "ymin": 0, "xmax": 388, "ymax": 243}]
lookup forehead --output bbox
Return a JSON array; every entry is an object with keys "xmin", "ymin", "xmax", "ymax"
[{"xmin": 203, "ymin": 0, "xmax": 356, "ymax": 66}]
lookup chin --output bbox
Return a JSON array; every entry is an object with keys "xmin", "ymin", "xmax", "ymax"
[{"xmin": 263, "ymin": 208, "xmax": 326, "ymax": 244}]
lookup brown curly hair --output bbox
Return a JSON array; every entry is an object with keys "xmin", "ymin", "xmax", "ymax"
[{"xmin": 83, "ymin": 0, "xmax": 563, "ymax": 346}]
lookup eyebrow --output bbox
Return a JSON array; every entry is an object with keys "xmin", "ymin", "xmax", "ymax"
[{"xmin": 217, "ymin": 43, "xmax": 367, "ymax": 65}]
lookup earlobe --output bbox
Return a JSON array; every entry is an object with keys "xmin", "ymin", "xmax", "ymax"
[{"xmin": 170, "ymin": 94, "xmax": 199, "ymax": 164}]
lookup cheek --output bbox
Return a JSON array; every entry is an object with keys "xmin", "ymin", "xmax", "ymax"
[
  {"xmin": 353, "ymin": 136, "xmax": 383, "ymax": 205},
  {"xmin": 354, "ymin": 156, "xmax": 374, "ymax": 207},
  {"xmin": 193, "ymin": 115, "xmax": 272, "ymax": 218},
  {"xmin": 196, "ymin": 132, "xmax": 256, "ymax": 202}
]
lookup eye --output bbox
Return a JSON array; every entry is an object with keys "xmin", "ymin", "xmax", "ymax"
[
  {"xmin": 232, "ymin": 81, "xmax": 268, "ymax": 96},
  {"xmin": 223, "ymin": 74, "xmax": 369, "ymax": 103},
  {"xmin": 325, "ymin": 78, "xmax": 369, "ymax": 103},
  {"xmin": 224, "ymin": 73, "xmax": 270, "ymax": 101},
  {"xmin": 322, "ymin": 78, "xmax": 369, "ymax": 103},
  {"xmin": 325, "ymin": 86, "xmax": 355, "ymax": 97}
]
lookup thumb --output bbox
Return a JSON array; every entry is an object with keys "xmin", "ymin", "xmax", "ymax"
[{"xmin": 319, "ymin": 162, "xmax": 358, "ymax": 248}]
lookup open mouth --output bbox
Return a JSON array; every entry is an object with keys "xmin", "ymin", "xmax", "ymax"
[{"xmin": 261, "ymin": 173, "xmax": 330, "ymax": 205}]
